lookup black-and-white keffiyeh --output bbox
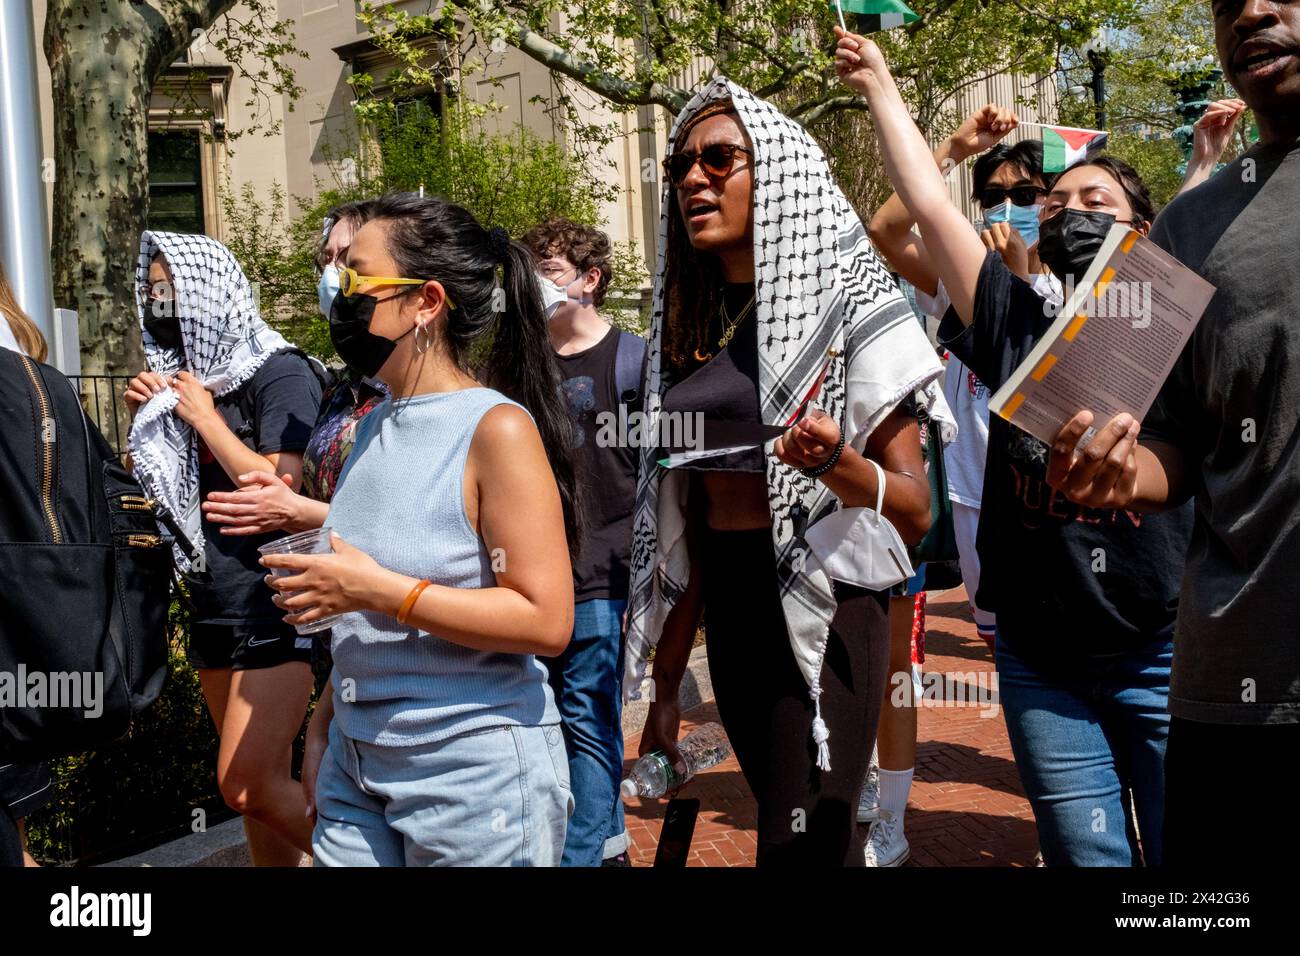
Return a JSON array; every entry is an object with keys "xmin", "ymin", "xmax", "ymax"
[
  {"xmin": 623, "ymin": 77, "xmax": 956, "ymax": 770},
  {"xmin": 127, "ymin": 231, "xmax": 290, "ymax": 571}
]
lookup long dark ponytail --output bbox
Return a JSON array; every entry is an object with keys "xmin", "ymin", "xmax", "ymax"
[{"xmin": 368, "ymin": 191, "xmax": 583, "ymax": 561}]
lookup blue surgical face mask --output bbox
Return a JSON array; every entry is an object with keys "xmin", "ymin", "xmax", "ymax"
[
  {"xmin": 983, "ymin": 200, "xmax": 1044, "ymax": 248},
  {"xmin": 318, "ymin": 263, "xmax": 340, "ymax": 319}
]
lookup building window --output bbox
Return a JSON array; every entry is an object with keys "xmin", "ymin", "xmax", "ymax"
[
  {"xmin": 393, "ymin": 91, "xmax": 442, "ymax": 126},
  {"xmin": 376, "ymin": 91, "xmax": 444, "ymax": 172},
  {"xmin": 147, "ymin": 131, "xmax": 206, "ymax": 234}
]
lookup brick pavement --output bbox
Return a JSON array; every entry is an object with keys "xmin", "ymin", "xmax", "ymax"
[{"xmin": 621, "ymin": 586, "xmax": 1040, "ymax": 866}]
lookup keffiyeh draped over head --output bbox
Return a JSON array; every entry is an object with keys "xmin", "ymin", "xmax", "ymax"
[
  {"xmin": 623, "ymin": 77, "xmax": 955, "ymax": 770},
  {"xmin": 127, "ymin": 231, "xmax": 290, "ymax": 571}
]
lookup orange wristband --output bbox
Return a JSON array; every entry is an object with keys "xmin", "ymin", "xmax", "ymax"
[{"xmin": 396, "ymin": 579, "xmax": 432, "ymax": 624}]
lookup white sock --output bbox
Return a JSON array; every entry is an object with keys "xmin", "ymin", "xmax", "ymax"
[{"xmin": 878, "ymin": 768, "xmax": 913, "ymax": 823}]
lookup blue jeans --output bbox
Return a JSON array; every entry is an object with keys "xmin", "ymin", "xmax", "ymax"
[
  {"xmin": 995, "ymin": 632, "xmax": 1171, "ymax": 866},
  {"xmin": 312, "ymin": 720, "xmax": 572, "ymax": 866},
  {"xmin": 545, "ymin": 598, "xmax": 628, "ymax": 866}
]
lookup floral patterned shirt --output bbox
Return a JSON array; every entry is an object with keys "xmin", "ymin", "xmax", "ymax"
[{"xmin": 301, "ymin": 369, "xmax": 387, "ymax": 503}]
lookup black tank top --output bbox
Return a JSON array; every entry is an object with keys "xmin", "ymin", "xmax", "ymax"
[{"xmin": 658, "ymin": 282, "xmax": 765, "ymax": 472}]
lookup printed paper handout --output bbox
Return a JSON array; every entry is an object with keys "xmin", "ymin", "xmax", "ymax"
[{"xmin": 989, "ymin": 224, "xmax": 1216, "ymax": 446}]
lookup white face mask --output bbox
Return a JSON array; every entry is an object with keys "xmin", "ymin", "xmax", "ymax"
[
  {"xmin": 537, "ymin": 267, "xmax": 592, "ymax": 318},
  {"xmin": 538, "ymin": 274, "xmax": 570, "ymax": 319},
  {"xmin": 804, "ymin": 458, "xmax": 914, "ymax": 591}
]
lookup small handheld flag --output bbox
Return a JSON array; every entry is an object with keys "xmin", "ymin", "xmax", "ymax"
[
  {"xmin": 784, "ymin": 349, "xmax": 838, "ymax": 427},
  {"xmin": 657, "ymin": 350, "xmax": 840, "ymax": 469},
  {"xmin": 1030, "ymin": 123, "xmax": 1110, "ymax": 173},
  {"xmin": 657, "ymin": 421, "xmax": 786, "ymax": 470},
  {"xmin": 832, "ymin": 0, "xmax": 919, "ymax": 34}
]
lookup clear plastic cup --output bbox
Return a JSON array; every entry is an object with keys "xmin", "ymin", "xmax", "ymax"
[{"xmin": 258, "ymin": 527, "xmax": 342, "ymax": 635}]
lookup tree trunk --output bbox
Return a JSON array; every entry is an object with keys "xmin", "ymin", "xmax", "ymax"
[{"xmin": 43, "ymin": 0, "xmax": 234, "ymax": 439}]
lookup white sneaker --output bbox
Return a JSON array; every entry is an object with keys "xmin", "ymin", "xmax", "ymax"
[
  {"xmin": 857, "ymin": 758, "xmax": 881, "ymax": 824},
  {"xmin": 863, "ymin": 808, "xmax": 910, "ymax": 867}
]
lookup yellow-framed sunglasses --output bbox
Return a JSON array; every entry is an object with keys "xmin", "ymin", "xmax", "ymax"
[
  {"xmin": 336, "ymin": 265, "xmax": 457, "ymax": 310},
  {"xmin": 336, "ymin": 265, "xmax": 425, "ymax": 298}
]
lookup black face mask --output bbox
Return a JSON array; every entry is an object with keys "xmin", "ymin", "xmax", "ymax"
[
  {"xmin": 1037, "ymin": 209, "xmax": 1122, "ymax": 285},
  {"xmin": 143, "ymin": 307, "xmax": 183, "ymax": 351},
  {"xmin": 329, "ymin": 291, "xmax": 413, "ymax": 379}
]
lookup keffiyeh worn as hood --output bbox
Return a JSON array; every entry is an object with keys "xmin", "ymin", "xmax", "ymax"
[
  {"xmin": 623, "ymin": 77, "xmax": 956, "ymax": 770},
  {"xmin": 127, "ymin": 231, "xmax": 290, "ymax": 571}
]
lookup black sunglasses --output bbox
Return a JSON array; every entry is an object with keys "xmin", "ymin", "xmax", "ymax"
[
  {"xmin": 663, "ymin": 144, "xmax": 754, "ymax": 187},
  {"xmin": 979, "ymin": 185, "xmax": 1049, "ymax": 208}
]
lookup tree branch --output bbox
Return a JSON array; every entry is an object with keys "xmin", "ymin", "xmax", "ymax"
[
  {"xmin": 790, "ymin": 94, "xmax": 871, "ymax": 127},
  {"xmin": 646, "ymin": 0, "xmax": 676, "ymax": 65},
  {"xmin": 450, "ymin": 0, "xmax": 689, "ymax": 113},
  {"xmin": 146, "ymin": 0, "xmax": 241, "ymax": 72},
  {"xmin": 906, "ymin": 0, "xmax": 962, "ymax": 36}
]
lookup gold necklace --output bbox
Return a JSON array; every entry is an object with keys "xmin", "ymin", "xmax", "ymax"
[
  {"xmin": 717, "ymin": 292, "xmax": 756, "ymax": 349},
  {"xmin": 693, "ymin": 291, "xmax": 757, "ymax": 363}
]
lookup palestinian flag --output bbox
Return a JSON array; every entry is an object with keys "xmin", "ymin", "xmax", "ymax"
[
  {"xmin": 833, "ymin": 0, "xmax": 920, "ymax": 34},
  {"xmin": 1041, "ymin": 125, "xmax": 1110, "ymax": 173}
]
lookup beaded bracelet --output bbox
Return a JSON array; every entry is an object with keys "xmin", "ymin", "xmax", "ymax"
[{"xmin": 801, "ymin": 431, "xmax": 846, "ymax": 479}]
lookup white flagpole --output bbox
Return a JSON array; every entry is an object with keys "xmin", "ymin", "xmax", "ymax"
[
  {"xmin": 834, "ymin": 0, "xmax": 847, "ymax": 31},
  {"xmin": 0, "ymin": 2, "xmax": 56, "ymax": 351},
  {"xmin": 1016, "ymin": 121, "xmax": 1107, "ymax": 134}
]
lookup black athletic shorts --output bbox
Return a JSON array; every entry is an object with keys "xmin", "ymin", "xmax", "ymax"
[
  {"xmin": 0, "ymin": 761, "xmax": 53, "ymax": 819},
  {"xmin": 188, "ymin": 620, "xmax": 315, "ymax": 671},
  {"xmin": 1, "ymin": 761, "xmax": 54, "ymax": 866}
]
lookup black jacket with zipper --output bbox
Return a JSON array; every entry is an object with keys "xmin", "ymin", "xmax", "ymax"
[{"xmin": 0, "ymin": 349, "xmax": 170, "ymax": 762}]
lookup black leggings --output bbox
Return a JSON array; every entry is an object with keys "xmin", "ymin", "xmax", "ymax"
[{"xmin": 701, "ymin": 526, "xmax": 890, "ymax": 867}]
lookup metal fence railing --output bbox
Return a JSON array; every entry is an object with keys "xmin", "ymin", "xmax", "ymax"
[{"xmin": 69, "ymin": 374, "xmax": 134, "ymax": 458}]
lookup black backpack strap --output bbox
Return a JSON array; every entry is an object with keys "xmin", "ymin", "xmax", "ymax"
[
  {"xmin": 236, "ymin": 347, "xmax": 333, "ymax": 439},
  {"xmin": 274, "ymin": 345, "xmax": 335, "ymax": 395},
  {"xmin": 614, "ymin": 330, "xmax": 647, "ymax": 409},
  {"xmin": 234, "ymin": 376, "xmax": 257, "ymax": 442},
  {"xmin": 66, "ymin": 374, "xmax": 99, "ymax": 510}
]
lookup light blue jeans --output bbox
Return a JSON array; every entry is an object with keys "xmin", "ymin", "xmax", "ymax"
[
  {"xmin": 545, "ymin": 598, "xmax": 628, "ymax": 866},
  {"xmin": 312, "ymin": 719, "xmax": 573, "ymax": 866},
  {"xmin": 996, "ymin": 632, "xmax": 1171, "ymax": 866}
]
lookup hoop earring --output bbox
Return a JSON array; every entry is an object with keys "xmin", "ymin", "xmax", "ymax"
[{"xmin": 415, "ymin": 322, "xmax": 433, "ymax": 355}]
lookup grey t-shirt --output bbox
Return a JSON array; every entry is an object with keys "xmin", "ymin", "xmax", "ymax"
[{"xmin": 1143, "ymin": 136, "xmax": 1300, "ymax": 725}]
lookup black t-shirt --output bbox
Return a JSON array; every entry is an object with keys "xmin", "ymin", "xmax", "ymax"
[
  {"xmin": 938, "ymin": 252, "xmax": 1192, "ymax": 663},
  {"xmin": 556, "ymin": 325, "xmax": 643, "ymax": 603},
  {"xmin": 1142, "ymin": 138, "xmax": 1300, "ymax": 724},
  {"xmin": 192, "ymin": 350, "xmax": 322, "ymax": 625}
]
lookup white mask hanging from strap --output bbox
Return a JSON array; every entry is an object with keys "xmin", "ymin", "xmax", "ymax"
[
  {"xmin": 804, "ymin": 458, "xmax": 914, "ymax": 592},
  {"xmin": 802, "ymin": 459, "xmax": 915, "ymax": 770}
]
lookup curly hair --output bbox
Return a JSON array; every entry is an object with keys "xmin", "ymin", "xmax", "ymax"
[{"xmin": 520, "ymin": 218, "xmax": 614, "ymax": 307}]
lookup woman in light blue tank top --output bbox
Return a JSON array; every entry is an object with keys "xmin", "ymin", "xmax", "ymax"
[{"xmin": 261, "ymin": 193, "xmax": 585, "ymax": 866}]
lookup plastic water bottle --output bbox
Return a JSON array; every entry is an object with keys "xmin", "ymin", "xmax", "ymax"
[{"xmin": 620, "ymin": 722, "xmax": 731, "ymax": 798}]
